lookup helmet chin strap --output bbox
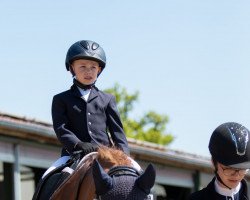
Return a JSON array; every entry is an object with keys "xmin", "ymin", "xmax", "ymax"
[
  {"xmin": 73, "ymin": 78, "xmax": 95, "ymax": 90},
  {"xmin": 215, "ymin": 171, "xmax": 232, "ymax": 190}
]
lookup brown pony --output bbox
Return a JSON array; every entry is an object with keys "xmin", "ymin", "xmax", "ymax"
[{"xmin": 35, "ymin": 147, "xmax": 156, "ymax": 200}]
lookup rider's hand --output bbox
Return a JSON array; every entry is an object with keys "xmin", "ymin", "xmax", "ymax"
[{"xmin": 74, "ymin": 142, "xmax": 97, "ymax": 155}]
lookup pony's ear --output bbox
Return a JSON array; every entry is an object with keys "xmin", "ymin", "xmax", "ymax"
[
  {"xmin": 92, "ymin": 159, "xmax": 113, "ymax": 195},
  {"xmin": 135, "ymin": 164, "xmax": 156, "ymax": 194}
]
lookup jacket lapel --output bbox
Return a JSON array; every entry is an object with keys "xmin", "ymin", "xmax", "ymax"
[
  {"xmin": 70, "ymin": 84, "xmax": 82, "ymax": 98},
  {"xmin": 241, "ymin": 179, "xmax": 249, "ymax": 200},
  {"xmin": 88, "ymin": 87, "xmax": 98, "ymax": 102}
]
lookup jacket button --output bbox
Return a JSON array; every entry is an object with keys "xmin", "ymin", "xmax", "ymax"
[
  {"xmin": 88, "ymin": 122, "xmax": 92, "ymax": 125},
  {"xmin": 89, "ymin": 131, "xmax": 92, "ymax": 134},
  {"xmin": 88, "ymin": 112, "xmax": 91, "ymax": 115}
]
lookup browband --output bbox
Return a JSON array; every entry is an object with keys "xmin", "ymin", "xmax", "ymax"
[{"xmin": 108, "ymin": 166, "xmax": 141, "ymax": 177}]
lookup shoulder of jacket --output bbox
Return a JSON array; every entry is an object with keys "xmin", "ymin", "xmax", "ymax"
[
  {"xmin": 53, "ymin": 88, "xmax": 72, "ymax": 99},
  {"xmin": 189, "ymin": 178, "xmax": 216, "ymax": 200},
  {"xmin": 94, "ymin": 87, "xmax": 113, "ymax": 98},
  {"xmin": 189, "ymin": 188, "xmax": 206, "ymax": 200}
]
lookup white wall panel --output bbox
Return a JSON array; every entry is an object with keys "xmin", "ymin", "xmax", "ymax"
[
  {"xmin": 19, "ymin": 144, "xmax": 60, "ymax": 168},
  {"xmin": 0, "ymin": 140, "xmax": 14, "ymax": 162},
  {"xmin": 139, "ymin": 161, "xmax": 194, "ymax": 188}
]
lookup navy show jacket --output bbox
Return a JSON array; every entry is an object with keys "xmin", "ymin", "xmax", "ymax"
[{"xmin": 52, "ymin": 84, "xmax": 129, "ymax": 156}]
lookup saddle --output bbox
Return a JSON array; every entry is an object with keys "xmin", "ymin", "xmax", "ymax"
[{"xmin": 32, "ymin": 152, "xmax": 98, "ymax": 200}]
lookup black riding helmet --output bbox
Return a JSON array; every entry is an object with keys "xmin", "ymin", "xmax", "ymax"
[
  {"xmin": 209, "ymin": 122, "xmax": 250, "ymax": 169},
  {"xmin": 65, "ymin": 40, "xmax": 106, "ymax": 75}
]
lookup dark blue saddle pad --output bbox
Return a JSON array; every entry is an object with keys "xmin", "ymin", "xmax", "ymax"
[{"xmin": 32, "ymin": 155, "xmax": 82, "ymax": 200}]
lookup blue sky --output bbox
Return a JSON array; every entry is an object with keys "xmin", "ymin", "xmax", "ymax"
[{"xmin": 1, "ymin": 0, "xmax": 250, "ymax": 156}]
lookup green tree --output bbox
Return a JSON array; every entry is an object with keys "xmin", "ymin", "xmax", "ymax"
[{"xmin": 104, "ymin": 83, "xmax": 174, "ymax": 145}]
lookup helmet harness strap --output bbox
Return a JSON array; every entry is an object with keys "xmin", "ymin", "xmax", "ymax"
[
  {"xmin": 215, "ymin": 169, "xmax": 232, "ymax": 190},
  {"xmin": 69, "ymin": 66, "xmax": 75, "ymax": 76},
  {"xmin": 73, "ymin": 78, "xmax": 95, "ymax": 90}
]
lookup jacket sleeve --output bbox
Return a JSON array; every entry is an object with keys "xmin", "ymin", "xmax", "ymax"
[
  {"xmin": 52, "ymin": 95, "xmax": 81, "ymax": 154},
  {"xmin": 106, "ymin": 95, "xmax": 130, "ymax": 155}
]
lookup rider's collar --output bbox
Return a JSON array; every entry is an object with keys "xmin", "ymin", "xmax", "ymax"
[{"xmin": 215, "ymin": 178, "xmax": 241, "ymax": 197}]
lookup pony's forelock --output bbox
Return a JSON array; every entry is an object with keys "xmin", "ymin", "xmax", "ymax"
[{"xmin": 97, "ymin": 146, "xmax": 132, "ymax": 170}]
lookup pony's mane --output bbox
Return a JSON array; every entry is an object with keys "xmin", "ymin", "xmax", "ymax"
[{"xmin": 97, "ymin": 146, "xmax": 132, "ymax": 170}]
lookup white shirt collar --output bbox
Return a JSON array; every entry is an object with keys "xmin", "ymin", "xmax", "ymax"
[
  {"xmin": 214, "ymin": 178, "xmax": 241, "ymax": 199},
  {"xmin": 77, "ymin": 87, "xmax": 91, "ymax": 101}
]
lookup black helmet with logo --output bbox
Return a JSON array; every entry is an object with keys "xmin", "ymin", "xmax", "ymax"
[
  {"xmin": 65, "ymin": 40, "xmax": 106, "ymax": 73},
  {"xmin": 209, "ymin": 122, "xmax": 250, "ymax": 169}
]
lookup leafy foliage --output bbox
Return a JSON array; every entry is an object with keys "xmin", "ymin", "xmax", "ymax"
[{"xmin": 104, "ymin": 83, "xmax": 174, "ymax": 145}]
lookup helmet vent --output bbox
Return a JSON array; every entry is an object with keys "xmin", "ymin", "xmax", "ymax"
[
  {"xmin": 80, "ymin": 41, "xmax": 90, "ymax": 50},
  {"xmin": 229, "ymin": 126, "xmax": 249, "ymax": 156},
  {"xmin": 92, "ymin": 42, "xmax": 99, "ymax": 50}
]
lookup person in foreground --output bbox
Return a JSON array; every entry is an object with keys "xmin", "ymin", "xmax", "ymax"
[
  {"xmin": 189, "ymin": 122, "xmax": 250, "ymax": 200},
  {"xmin": 42, "ymin": 40, "xmax": 133, "ymax": 178}
]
